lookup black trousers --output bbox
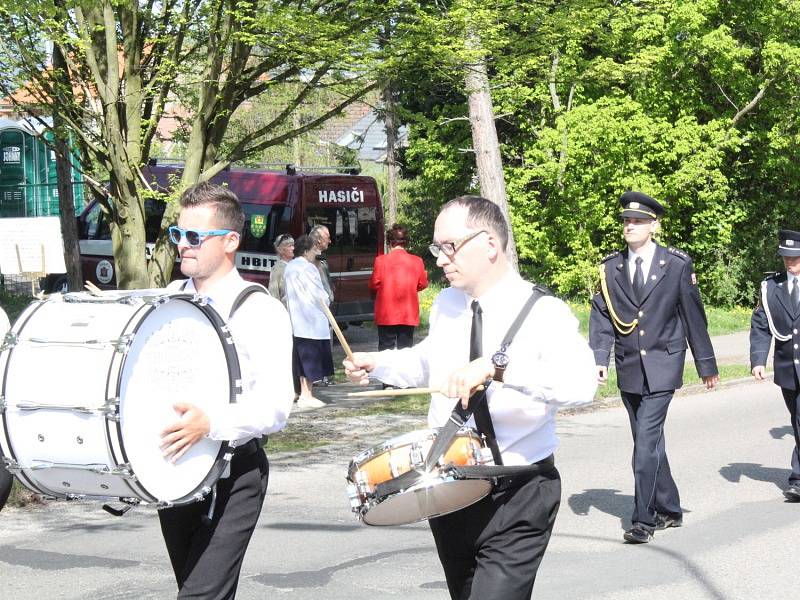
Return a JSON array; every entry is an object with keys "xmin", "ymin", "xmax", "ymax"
[
  {"xmin": 158, "ymin": 446, "xmax": 269, "ymax": 599},
  {"xmin": 428, "ymin": 466, "xmax": 561, "ymax": 600},
  {"xmin": 377, "ymin": 325, "xmax": 415, "ymax": 351},
  {"xmin": 781, "ymin": 387, "xmax": 800, "ymax": 484},
  {"xmin": 621, "ymin": 390, "xmax": 681, "ymax": 530},
  {"xmin": 0, "ymin": 457, "xmax": 12, "ymax": 512}
]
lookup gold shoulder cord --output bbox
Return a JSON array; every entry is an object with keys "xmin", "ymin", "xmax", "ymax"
[{"xmin": 599, "ymin": 264, "xmax": 638, "ymax": 335}]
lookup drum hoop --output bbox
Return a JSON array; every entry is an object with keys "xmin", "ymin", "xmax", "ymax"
[
  {"xmin": 109, "ymin": 294, "xmax": 242, "ymax": 505},
  {"xmin": 350, "ymin": 427, "xmax": 479, "ymax": 468},
  {"xmin": 0, "ymin": 299, "xmax": 50, "ymax": 495}
]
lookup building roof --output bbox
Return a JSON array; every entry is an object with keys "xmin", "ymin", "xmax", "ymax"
[{"xmin": 335, "ymin": 110, "xmax": 408, "ymax": 162}]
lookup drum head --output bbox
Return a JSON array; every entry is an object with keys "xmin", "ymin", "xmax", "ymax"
[
  {"xmin": 119, "ymin": 298, "xmax": 231, "ymax": 503},
  {"xmin": 362, "ymin": 478, "xmax": 492, "ymax": 526}
]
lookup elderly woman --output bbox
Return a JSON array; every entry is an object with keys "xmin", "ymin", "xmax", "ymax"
[
  {"xmin": 268, "ymin": 233, "xmax": 294, "ymax": 307},
  {"xmin": 284, "ymin": 235, "xmax": 332, "ymax": 409}
]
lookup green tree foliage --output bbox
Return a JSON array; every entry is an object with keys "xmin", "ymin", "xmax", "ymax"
[{"xmin": 397, "ymin": 0, "xmax": 800, "ymax": 305}]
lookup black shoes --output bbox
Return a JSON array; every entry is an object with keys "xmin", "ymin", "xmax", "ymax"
[
  {"xmin": 623, "ymin": 525, "xmax": 653, "ymax": 544},
  {"xmin": 655, "ymin": 513, "xmax": 683, "ymax": 530},
  {"xmin": 783, "ymin": 484, "xmax": 800, "ymax": 502}
]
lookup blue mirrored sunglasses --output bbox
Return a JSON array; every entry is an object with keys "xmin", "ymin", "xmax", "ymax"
[{"xmin": 168, "ymin": 226, "xmax": 233, "ymax": 247}]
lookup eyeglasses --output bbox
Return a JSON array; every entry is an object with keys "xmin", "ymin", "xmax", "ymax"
[
  {"xmin": 168, "ymin": 226, "xmax": 233, "ymax": 247},
  {"xmin": 429, "ymin": 230, "xmax": 487, "ymax": 258}
]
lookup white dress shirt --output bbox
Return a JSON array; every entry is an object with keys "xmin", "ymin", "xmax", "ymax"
[
  {"xmin": 284, "ymin": 257, "xmax": 331, "ymax": 339},
  {"xmin": 627, "ymin": 241, "xmax": 656, "ymax": 284},
  {"xmin": 370, "ymin": 269, "xmax": 597, "ymax": 465},
  {"xmin": 168, "ymin": 268, "xmax": 295, "ymax": 443}
]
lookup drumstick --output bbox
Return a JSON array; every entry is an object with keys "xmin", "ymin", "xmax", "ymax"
[
  {"xmin": 317, "ymin": 298, "xmax": 354, "ymax": 361},
  {"xmin": 85, "ymin": 280, "xmax": 103, "ymax": 296},
  {"xmin": 348, "ymin": 385, "xmax": 485, "ymax": 398}
]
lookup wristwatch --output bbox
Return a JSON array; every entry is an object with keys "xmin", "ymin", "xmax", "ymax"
[{"xmin": 491, "ymin": 349, "xmax": 510, "ymax": 382}]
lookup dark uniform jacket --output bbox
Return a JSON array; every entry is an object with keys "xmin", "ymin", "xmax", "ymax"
[
  {"xmin": 589, "ymin": 243, "xmax": 718, "ymax": 394},
  {"xmin": 750, "ymin": 272, "xmax": 800, "ymax": 390}
]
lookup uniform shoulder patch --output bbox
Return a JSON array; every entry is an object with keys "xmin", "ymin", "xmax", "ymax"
[
  {"xmin": 763, "ymin": 271, "xmax": 781, "ymax": 281},
  {"xmin": 667, "ymin": 246, "xmax": 690, "ymax": 261},
  {"xmin": 600, "ymin": 250, "xmax": 620, "ymax": 263}
]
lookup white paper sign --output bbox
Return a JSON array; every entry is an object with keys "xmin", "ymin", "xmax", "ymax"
[{"xmin": 0, "ymin": 217, "xmax": 67, "ymax": 275}]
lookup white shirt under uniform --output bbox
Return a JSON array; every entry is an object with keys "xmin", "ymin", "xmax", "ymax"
[
  {"xmin": 168, "ymin": 268, "xmax": 295, "ymax": 444},
  {"xmin": 371, "ymin": 270, "xmax": 597, "ymax": 466}
]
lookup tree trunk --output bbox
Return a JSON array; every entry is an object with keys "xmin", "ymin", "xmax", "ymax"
[
  {"xmin": 51, "ymin": 45, "xmax": 83, "ymax": 291},
  {"xmin": 464, "ymin": 29, "xmax": 519, "ymax": 270},
  {"xmin": 382, "ymin": 82, "xmax": 399, "ymax": 227}
]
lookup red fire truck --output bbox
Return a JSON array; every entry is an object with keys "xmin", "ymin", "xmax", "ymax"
[{"xmin": 45, "ymin": 164, "xmax": 384, "ymax": 323}]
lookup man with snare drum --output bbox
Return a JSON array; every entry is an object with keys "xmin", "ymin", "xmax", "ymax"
[
  {"xmin": 160, "ymin": 182, "xmax": 294, "ymax": 599},
  {"xmin": 344, "ymin": 195, "xmax": 596, "ymax": 600}
]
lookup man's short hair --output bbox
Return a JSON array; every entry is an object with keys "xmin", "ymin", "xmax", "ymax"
[
  {"xmin": 293, "ymin": 234, "xmax": 316, "ymax": 258},
  {"xmin": 440, "ymin": 195, "xmax": 509, "ymax": 251},
  {"xmin": 179, "ymin": 182, "xmax": 245, "ymax": 235},
  {"xmin": 309, "ymin": 224, "xmax": 330, "ymax": 245}
]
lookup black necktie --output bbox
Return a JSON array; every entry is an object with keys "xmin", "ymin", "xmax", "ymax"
[
  {"xmin": 792, "ymin": 278, "xmax": 800, "ymax": 310},
  {"xmin": 468, "ymin": 300, "xmax": 502, "ymax": 464},
  {"xmin": 633, "ymin": 256, "xmax": 644, "ymax": 302},
  {"xmin": 470, "ymin": 300, "xmax": 482, "ymax": 360}
]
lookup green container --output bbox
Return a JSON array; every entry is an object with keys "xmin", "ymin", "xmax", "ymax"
[{"xmin": 0, "ymin": 122, "xmax": 84, "ymax": 218}]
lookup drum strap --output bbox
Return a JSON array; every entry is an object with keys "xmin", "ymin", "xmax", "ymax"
[
  {"xmin": 179, "ymin": 280, "xmax": 270, "ymax": 320},
  {"xmin": 423, "ymin": 285, "xmax": 550, "ymax": 472}
]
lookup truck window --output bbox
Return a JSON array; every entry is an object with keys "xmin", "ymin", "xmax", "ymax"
[
  {"xmin": 82, "ymin": 202, "xmax": 111, "ymax": 240},
  {"xmin": 144, "ymin": 198, "xmax": 167, "ymax": 243},
  {"xmin": 240, "ymin": 204, "xmax": 292, "ymax": 253},
  {"xmin": 305, "ymin": 207, "xmax": 378, "ymax": 254}
]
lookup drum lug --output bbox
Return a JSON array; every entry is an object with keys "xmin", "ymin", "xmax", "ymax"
[
  {"xmin": 157, "ymin": 500, "xmax": 175, "ymax": 509},
  {"xmin": 111, "ymin": 463, "xmax": 134, "ymax": 479},
  {"xmin": 192, "ymin": 486, "xmax": 212, "ymax": 503},
  {"xmin": 0, "ymin": 396, "xmax": 5, "ymax": 414},
  {"xmin": 113, "ymin": 334, "xmax": 134, "ymax": 354},
  {"xmin": 192, "ymin": 294, "xmax": 209, "ymax": 307},
  {"xmin": 347, "ymin": 482, "xmax": 365, "ymax": 512},
  {"xmin": 65, "ymin": 493, "xmax": 87, "ymax": 501},
  {"xmin": 101, "ymin": 398, "xmax": 121, "ymax": 421},
  {"xmin": 410, "ymin": 443, "xmax": 425, "ymax": 469},
  {"xmin": 2, "ymin": 457, "xmax": 21, "ymax": 473},
  {"xmin": 1, "ymin": 331, "xmax": 18, "ymax": 351}
]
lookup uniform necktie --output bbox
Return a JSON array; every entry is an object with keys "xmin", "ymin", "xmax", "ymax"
[
  {"xmin": 470, "ymin": 300, "xmax": 482, "ymax": 360},
  {"xmin": 792, "ymin": 278, "xmax": 800, "ymax": 310},
  {"xmin": 633, "ymin": 256, "xmax": 644, "ymax": 302}
]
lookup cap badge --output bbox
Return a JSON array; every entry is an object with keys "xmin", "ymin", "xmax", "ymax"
[
  {"xmin": 787, "ymin": 240, "xmax": 795, "ymax": 246},
  {"xmin": 629, "ymin": 202, "xmax": 640, "ymax": 209}
]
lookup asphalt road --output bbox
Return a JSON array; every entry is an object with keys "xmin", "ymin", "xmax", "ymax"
[{"xmin": 1, "ymin": 378, "xmax": 797, "ymax": 599}]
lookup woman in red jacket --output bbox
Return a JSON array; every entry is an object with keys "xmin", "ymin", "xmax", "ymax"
[{"xmin": 370, "ymin": 224, "xmax": 429, "ymax": 351}]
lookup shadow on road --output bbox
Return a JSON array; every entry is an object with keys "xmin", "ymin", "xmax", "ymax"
[
  {"xmin": 719, "ymin": 462, "xmax": 789, "ymax": 489},
  {"xmin": 567, "ymin": 488, "xmax": 633, "ymax": 529},
  {"xmin": 251, "ymin": 545, "xmax": 438, "ymax": 590}
]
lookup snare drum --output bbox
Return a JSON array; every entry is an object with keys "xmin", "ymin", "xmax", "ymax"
[
  {"xmin": 0, "ymin": 291, "xmax": 240, "ymax": 507},
  {"xmin": 347, "ymin": 427, "xmax": 493, "ymax": 526}
]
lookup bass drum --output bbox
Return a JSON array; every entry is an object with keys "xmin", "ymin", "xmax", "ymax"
[{"xmin": 0, "ymin": 291, "xmax": 240, "ymax": 507}]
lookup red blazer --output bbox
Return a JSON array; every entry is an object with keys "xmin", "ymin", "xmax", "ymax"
[{"xmin": 369, "ymin": 248, "xmax": 428, "ymax": 326}]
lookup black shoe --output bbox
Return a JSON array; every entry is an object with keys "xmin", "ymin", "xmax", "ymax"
[
  {"xmin": 783, "ymin": 484, "xmax": 800, "ymax": 502},
  {"xmin": 655, "ymin": 513, "xmax": 683, "ymax": 530},
  {"xmin": 623, "ymin": 525, "xmax": 653, "ymax": 544}
]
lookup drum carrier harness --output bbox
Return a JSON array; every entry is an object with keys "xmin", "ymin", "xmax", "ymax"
[{"xmin": 374, "ymin": 285, "xmax": 555, "ymax": 498}]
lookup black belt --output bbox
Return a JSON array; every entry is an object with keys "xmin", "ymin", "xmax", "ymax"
[
  {"xmin": 232, "ymin": 438, "xmax": 263, "ymax": 458},
  {"xmin": 492, "ymin": 454, "xmax": 555, "ymax": 492}
]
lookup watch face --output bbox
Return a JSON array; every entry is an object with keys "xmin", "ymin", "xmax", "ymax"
[{"xmin": 492, "ymin": 351, "xmax": 509, "ymax": 368}]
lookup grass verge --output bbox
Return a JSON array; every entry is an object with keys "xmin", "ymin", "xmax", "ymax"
[
  {"xmin": 569, "ymin": 303, "xmax": 751, "ymax": 338},
  {"xmin": 596, "ymin": 363, "xmax": 754, "ymax": 400}
]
